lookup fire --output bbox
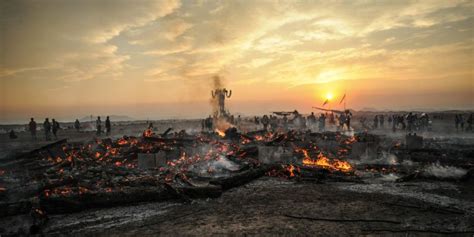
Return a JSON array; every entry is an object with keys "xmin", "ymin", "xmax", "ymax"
[
  {"xmin": 215, "ymin": 128, "xmax": 226, "ymax": 137},
  {"xmin": 344, "ymin": 136, "xmax": 357, "ymax": 144},
  {"xmin": 143, "ymin": 129, "xmax": 154, "ymax": 137},
  {"xmin": 333, "ymin": 159, "xmax": 352, "ymax": 172},
  {"xmin": 298, "ymin": 148, "xmax": 352, "ymax": 172},
  {"xmin": 117, "ymin": 138, "xmax": 128, "ymax": 145},
  {"xmin": 286, "ymin": 164, "xmax": 300, "ymax": 177}
]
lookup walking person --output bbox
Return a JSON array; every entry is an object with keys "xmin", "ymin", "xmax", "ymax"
[
  {"xmin": 96, "ymin": 116, "xmax": 102, "ymax": 136},
  {"xmin": 52, "ymin": 119, "xmax": 60, "ymax": 139},
  {"xmin": 74, "ymin": 119, "xmax": 81, "ymax": 132},
  {"xmin": 43, "ymin": 118, "xmax": 51, "ymax": 141},
  {"xmin": 29, "ymin": 118, "xmax": 37, "ymax": 140},
  {"xmin": 105, "ymin": 116, "xmax": 111, "ymax": 136}
]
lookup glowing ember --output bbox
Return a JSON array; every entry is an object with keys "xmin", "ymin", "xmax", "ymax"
[
  {"xmin": 215, "ymin": 128, "xmax": 226, "ymax": 137},
  {"xmin": 298, "ymin": 148, "xmax": 352, "ymax": 172},
  {"xmin": 117, "ymin": 138, "xmax": 128, "ymax": 145},
  {"xmin": 286, "ymin": 164, "xmax": 300, "ymax": 177},
  {"xmin": 143, "ymin": 128, "xmax": 154, "ymax": 137}
]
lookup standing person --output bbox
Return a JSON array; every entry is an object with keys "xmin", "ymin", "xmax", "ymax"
[
  {"xmin": 392, "ymin": 115, "xmax": 397, "ymax": 132},
  {"xmin": 373, "ymin": 115, "xmax": 379, "ymax": 129},
  {"xmin": 318, "ymin": 113, "xmax": 326, "ymax": 132},
  {"xmin": 52, "ymin": 119, "xmax": 60, "ymax": 139},
  {"xmin": 105, "ymin": 116, "xmax": 111, "ymax": 136},
  {"xmin": 459, "ymin": 114, "xmax": 465, "ymax": 131},
  {"xmin": 96, "ymin": 116, "xmax": 102, "ymax": 136},
  {"xmin": 43, "ymin": 118, "xmax": 51, "ymax": 141},
  {"xmin": 380, "ymin": 115, "xmax": 385, "ymax": 128},
  {"xmin": 29, "ymin": 118, "xmax": 37, "ymax": 140},
  {"xmin": 466, "ymin": 114, "xmax": 473, "ymax": 132},
  {"xmin": 74, "ymin": 119, "xmax": 81, "ymax": 132},
  {"xmin": 261, "ymin": 115, "xmax": 270, "ymax": 131},
  {"xmin": 455, "ymin": 114, "xmax": 460, "ymax": 131},
  {"xmin": 345, "ymin": 110, "xmax": 352, "ymax": 130}
]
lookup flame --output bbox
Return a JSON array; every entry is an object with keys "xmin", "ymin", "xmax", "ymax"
[
  {"xmin": 143, "ymin": 129, "xmax": 154, "ymax": 137},
  {"xmin": 333, "ymin": 159, "xmax": 352, "ymax": 172},
  {"xmin": 286, "ymin": 164, "xmax": 300, "ymax": 177},
  {"xmin": 215, "ymin": 128, "xmax": 226, "ymax": 137},
  {"xmin": 117, "ymin": 138, "xmax": 128, "ymax": 145},
  {"xmin": 298, "ymin": 148, "xmax": 352, "ymax": 172}
]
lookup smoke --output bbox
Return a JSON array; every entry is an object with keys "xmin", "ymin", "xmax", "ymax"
[
  {"xmin": 210, "ymin": 75, "xmax": 221, "ymax": 117},
  {"xmin": 359, "ymin": 151, "xmax": 399, "ymax": 165},
  {"xmin": 188, "ymin": 155, "xmax": 240, "ymax": 177},
  {"xmin": 423, "ymin": 162, "xmax": 467, "ymax": 179},
  {"xmin": 213, "ymin": 75, "xmax": 224, "ymax": 89}
]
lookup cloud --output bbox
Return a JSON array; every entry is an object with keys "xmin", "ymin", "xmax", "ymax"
[{"xmin": 0, "ymin": 0, "xmax": 180, "ymax": 81}]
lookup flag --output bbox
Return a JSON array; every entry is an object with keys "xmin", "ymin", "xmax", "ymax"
[
  {"xmin": 339, "ymin": 93, "xmax": 346, "ymax": 104},
  {"xmin": 322, "ymin": 99, "xmax": 329, "ymax": 106}
]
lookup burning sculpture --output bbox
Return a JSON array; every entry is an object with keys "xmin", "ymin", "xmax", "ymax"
[{"xmin": 211, "ymin": 88, "xmax": 232, "ymax": 118}]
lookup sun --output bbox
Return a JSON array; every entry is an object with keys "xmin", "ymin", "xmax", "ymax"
[{"xmin": 325, "ymin": 92, "xmax": 334, "ymax": 100}]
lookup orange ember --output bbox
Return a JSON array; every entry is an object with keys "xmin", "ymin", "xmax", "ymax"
[
  {"xmin": 215, "ymin": 128, "xmax": 226, "ymax": 137},
  {"xmin": 117, "ymin": 138, "xmax": 128, "ymax": 145},
  {"xmin": 286, "ymin": 164, "xmax": 300, "ymax": 177},
  {"xmin": 298, "ymin": 148, "xmax": 352, "ymax": 172},
  {"xmin": 143, "ymin": 128, "xmax": 154, "ymax": 137}
]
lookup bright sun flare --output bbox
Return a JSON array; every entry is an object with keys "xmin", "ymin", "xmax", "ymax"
[{"xmin": 325, "ymin": 92, "xmax": 334, "ymax": 100}]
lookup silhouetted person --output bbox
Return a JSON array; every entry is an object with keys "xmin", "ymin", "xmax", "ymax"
[
  {"xmin": 261, "ymin": 115, "xmax": 270, "ymax": 130},
  {"xmin": 467, "ymin": 114, "xmax": 473, "ymax": 132},
  {"xmin": 380, "ymin": 114, "xmax": 385, "ymax": 128},
  {"xmin": 9, "ymin": 130, "xmax": 18, "ymax": 139},
  {"xmin": 318, "ymin": 113, "xmax": 326, "ymax": 131},
  {"xmin": 52, "ymin": 119, "xmax": 60, "ymax": 139},
  {"xmin": 29, "ymin": 118, "xmax": 37, "ymax": 140},
  {"xmin": 459, "ymin": 114, "xmax": 465, "ymax": 131},
  {"xmin": 373, "ymin": 115, "xmax": 379, "ymax": 129},
  {"xmin": 74, "ymin": 119, "xmax": 81, "ymax": 132},
  {"xmin": 96, "ymin": 116, "xmax": 102, "ymax": 136},
  {"xmin": 43, "ymin": 118, "xmax": 51, "ymax": 141},
  {"xmin": 455, "ymin": 114, "xmax": 460, "ymax": 131},
  {"xmin": 105, "ymin": 116, "xmax": 111, "ymax": 136}
]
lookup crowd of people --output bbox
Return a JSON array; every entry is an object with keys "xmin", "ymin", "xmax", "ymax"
[
  {"xmin": 201, "ymin": 111, "xmax": 474, "ymax": 134},
  {"xmin": 7, "ymin": 112, "xmax": 474, "ymax": 142},
  {"xmin": 455, "ymin": 113, "xmax": 473, "ymax": 132},
  {"xmin": 8, "ymin": 116, "xmax": 114, "ymax": 141}
]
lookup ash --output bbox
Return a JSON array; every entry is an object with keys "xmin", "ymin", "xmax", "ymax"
[{"xmin": 0, "ymin": 114, "xmax": 473, "ymax": 236}]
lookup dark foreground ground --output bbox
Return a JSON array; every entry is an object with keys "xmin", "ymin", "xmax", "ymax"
[{"xmin": 15, "ymin": 177, "xmax": 471, "ymax": 236}]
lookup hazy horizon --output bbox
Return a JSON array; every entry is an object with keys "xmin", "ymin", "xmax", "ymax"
[{"xmin": 1, "ymin": 0, "xmax": 473, "ymax": 124}]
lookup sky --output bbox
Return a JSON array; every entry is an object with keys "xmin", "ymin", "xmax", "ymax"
[{"xmin": 0, "ymin": 0, "xmax": 473, "ymax": 123}]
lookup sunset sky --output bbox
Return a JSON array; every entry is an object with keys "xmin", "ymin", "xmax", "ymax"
[{"xmin": 1, "ymin": 0, "xmax": 473, "ymax": 123}]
